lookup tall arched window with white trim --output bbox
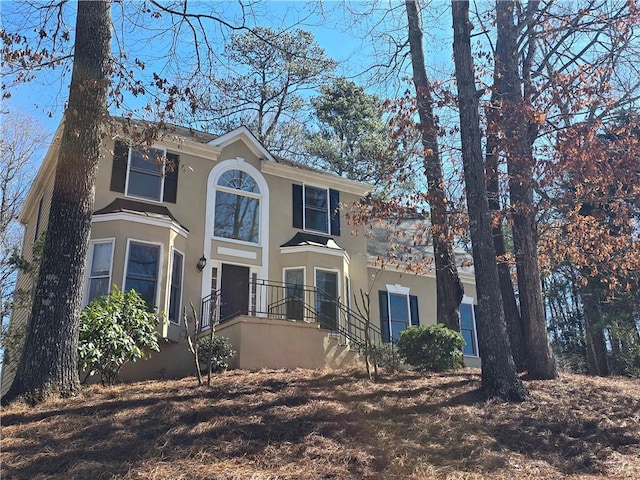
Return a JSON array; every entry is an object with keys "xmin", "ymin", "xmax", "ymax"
[{"xmin": 214, "ymin": 169, "xmax": 260, "ymax": 243}]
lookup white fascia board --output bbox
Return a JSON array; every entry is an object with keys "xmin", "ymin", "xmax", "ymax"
[
  {"xmin": 116, "ymin": 132, "xmax": 221, "ymax": 161},
  {"xmin": 92, "ymin": 212, "xmax": 189, "ymax": 238},
  {"xmin": 160, "ymin": 138, "xmax": 221, "ymax": 161},
  {"xmin": 262, "ymin": 162, "xmax": 372, "ymax": 197},
  {"xmin": 19, "ymin": 122, "xmax": 65, "ymax": 225},
  {"xmin": 208, "ymin": 126, "xmax": 276, "ymax": 162}
]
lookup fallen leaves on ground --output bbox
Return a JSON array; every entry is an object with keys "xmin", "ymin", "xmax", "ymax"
[{"xmin": 2, "ymin": 368, "xmax": 639, "ymax": 479}]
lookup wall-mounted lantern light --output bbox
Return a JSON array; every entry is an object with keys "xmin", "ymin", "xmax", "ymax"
[{"xmin": 196, "ymin": 255, "xmax": 207, "ymax": 272}]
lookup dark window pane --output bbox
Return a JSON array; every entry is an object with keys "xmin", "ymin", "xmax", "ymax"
[
  {"xmin": 304, "ymin": 186, "xmax": 328, "ymax": 232},
  {"xmin": 389, "ymin": 293, "xmax": 409, "ymax": 322},
  {"xmin": 462, "ymin": 329, "xmax": 476, "ymax": 355},
  {"xmin": 460, "ymin": 303, "xmax": 477, "ymax": 355},
  {"xmin": 128, "ymin": 170, "xmax": 162, "ymax": 200},
  {"xmin": 127, "ymin": 243, "xmax": 160, "ymax": 278},
  {"xmin": 125, "ymin": 278, "xmax": 157, "ymax": 307},
  {"xmin": 391, "ymin": 320, "xmax": 408, "ymax": 340},
  {"xmin": 125, "ymin": 243, "xmax": 160, "ymax": 308},
  {"xmin": 305, "ymin": 208, "xmax": 328, "ymax": 233},
  {"xmin": 90, "ymin": 243, "xmax": 112, "ymax": 276},
  {"xmin": 168, "ymin": 251, "xmax": 183, "ymax": 324},
  {"xmin": 305, "ymin": 186, "xmax": 327, "ymax": 208},
  {"xmin": 130, "ymin": 148, "xmax": 164, "ymax": 173},
  {"xmin": 218, "ymin": 169, "xmax": 259, "ymax": 193},
  {"xmin": 214, "ymin": 191, "xmax": 259, "ymax": 243},
  {"xmin": 315, "ymin": 270, "xmax": 338, "ymax": 331},
  {"xmin": 460, "ymin": 304, "xmax": 474, "ymax": 329},
  {"xmin": 88, "ymin": 278, "xmax": 110, "ymax": 303},
  {"xmin": 285, "ymin": 269, "xmax": 305, "ymax": 320}
]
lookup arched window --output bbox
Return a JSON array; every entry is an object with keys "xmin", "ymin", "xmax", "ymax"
[{"xmin": 214, "ymin": 169, "xmax": 260, "ymax": 243}]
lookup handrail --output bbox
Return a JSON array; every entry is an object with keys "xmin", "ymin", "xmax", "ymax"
[{"xmin": 200, "ymin": 278, "xmax": 389, "ymax": 350}]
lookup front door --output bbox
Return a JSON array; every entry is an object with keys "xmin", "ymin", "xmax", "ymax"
[
  {"xmin": 220, "ymin": 264, "xmax": 250, "ymax": 321},
  {"xmin": 316, "ymin": 270, "xmax": 338, "ymax": 331}
]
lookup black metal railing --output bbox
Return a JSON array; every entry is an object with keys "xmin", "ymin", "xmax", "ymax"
[
  {"xmin": 200, "ymin": 278, "xmax": 387, "ymax": 351},
  {"xmin": 200, "ymin": 289, "xmax": 220, "ymax": 331}
]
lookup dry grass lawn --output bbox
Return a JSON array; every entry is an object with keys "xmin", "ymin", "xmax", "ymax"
[{"xmin": 1, "ymin": 368, "xmax": 639, "ymax": 479}]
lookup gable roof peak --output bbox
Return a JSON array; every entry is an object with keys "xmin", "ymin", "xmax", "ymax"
[{"xmin": 208, "ymin": 126, "xmax": 276, "ymax": 162}]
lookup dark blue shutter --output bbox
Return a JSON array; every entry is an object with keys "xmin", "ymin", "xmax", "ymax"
[
  {"xmin": 329, "ymin": 188, "xmax": 340, "ymax": 236},
  {"xmin": 110, "ymin": 140, "xmax": 128, "ymax": 193},
  {"xmin": 409, "ymin": 295, "xmax": 419, "ymax": 326},
  {"xmin": 292, "ymin": 184, "xmax": 303, "ymax": 229},
  {"xmin": 378, "ymin": 290, "xmax": 390, "ymax": 343},
  {"xmin": 163, "ymin": 152, "xmax": 179, "ymax": 203}
]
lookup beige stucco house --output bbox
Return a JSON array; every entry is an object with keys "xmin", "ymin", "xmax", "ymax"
[{"xmin": 2, "ymin": 119, "xmax": 479, "ymax": 393}]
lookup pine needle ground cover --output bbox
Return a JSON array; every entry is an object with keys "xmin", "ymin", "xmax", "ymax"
[{"xmin": 2, "ymin": 368, "xmax": 639, "ymax": 479}]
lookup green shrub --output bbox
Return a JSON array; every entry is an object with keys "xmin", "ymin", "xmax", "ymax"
[
  {"xmin": 79, "ymin": 286, "xmax": 160, "ymax": 385},
  {"xmin": 197, "ymin": 336, "xmax": 236, "ymax": 373},
  {"xmin": 396, "ymin": 324, "xmax": 465, "ymax": 372}
]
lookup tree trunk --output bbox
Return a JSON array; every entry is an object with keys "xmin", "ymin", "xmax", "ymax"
[
  {"xmin": 405, "ymin": 0, "xmax": 464, "ymax": 331},
  {"xmin": 451, "ymin": 0, "xmax": 527, "ymax": 401},
  {"xmin": 582, "ymin": 284, "xmax": 610, "ymax": 376},
  {"xmin": 495, "ymin": 1, "xmax": 556, "ymax": 379},
  {"xmin": 3, "ymin": 0, "xmax": 112, "ymax": 404},
  {"xmin": 485, "ymin": 115, "xmax": 527, "ymax": 372}
]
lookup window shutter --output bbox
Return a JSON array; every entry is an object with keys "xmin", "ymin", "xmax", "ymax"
[
  {"xmin": 110, "ymin": 140, "xmax": 129, "ymax": 193},
  {"xmin": 409, "ymin": 295, "xmax": 419, "ymax": 326},
  {"xmin": 163, "ymin": 152, "xmax": 179, "ymax": 203},
  {"xmin": 378, "ymin": 290, "xmax": 390, "ymax": 343},
  {"xmin": 329, "ymin": 188, "xmax": 341, "ymax": 236},
  {"xmin": 292, "ymin": 184, "xmax": 303, "ymax": 229}
]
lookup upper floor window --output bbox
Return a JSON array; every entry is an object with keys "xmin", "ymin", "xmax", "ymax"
[
  {"xmin": 292, "ymin": 184, "xmax": 340, "ymax": 235},
  {"xmin": 127, "ymin": 147, "xmax": 165, "ymax": 201},
  {"xmin": 214, "ymin": 169, "xmax": 260, "ymax": 243},
  {"xmin": 110, "ymin": 140, "xmax": 179, "ymax": 203},
  {"xmin": 305, "ymin": 186, "xmax": 329, "ymax": 233}
]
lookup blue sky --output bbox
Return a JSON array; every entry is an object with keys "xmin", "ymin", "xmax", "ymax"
[{"xmin": 2, "ymin": 0, "xmax": 455, "ymax": 141}]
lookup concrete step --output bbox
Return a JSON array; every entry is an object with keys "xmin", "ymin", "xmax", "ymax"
[{"xmin": 324, "ymin": 335, "xmax": 364, "ymax": 369}]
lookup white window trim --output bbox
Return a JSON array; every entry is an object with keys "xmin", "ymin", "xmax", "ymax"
[
  {"xmin": 124, "ymin": 144, "xmax": 167, "ymax": 204},
  {"xmin": 386, "ymin": 283, "xmax": 410, "ymax": 295},
  {"xmin": 386, "ymin": 284, "xmax": 413, "ymax": 338},
  {"xmin": 283, "ymin": 267, "xmax": 307, "ymax": 321},
  {"xmin": 122, "ymin": 238, "xmax": 164, "ymax": 310},
  {"xmin": 344, "ymin": 274, "xmax": 351, "ymax": 310},
  {"xmin": 82, "ymin": 238, "xmax": 115, "ymax": 306},
  {"xmin": 303, "ymin": 184, "xmax": 330, "ymax": 235},
  {"xmin": 92, "ymin": 212, "xmax": 188, "ymax": 238},
  {"xmin": 203, "ymin": 158, "xmax": 270, "ymax": 306},
  {"xmin": 314, "ymin": 267, "xmax": 341, "ymax": 297},
  {"xmin": 216, "ymin": 246, "xmax": 257, "ymax": 259},
  {"xmin": 211, "ymin": 163, "xmax": 263, "ymax": 244},
  {"xmin": 283, "ymin": 266, "xmax": 306, "ymax": 286},
  {"xmin": 167, "ymin": 247, "xmax": 185, "ymax": 325},
  {"xmin": 314, "ymin": 267, "xmax": 341, "ymax": 330},
  {"xmin": 461, "ymin": 295, "xmax": 480, "ymax": 358}
]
